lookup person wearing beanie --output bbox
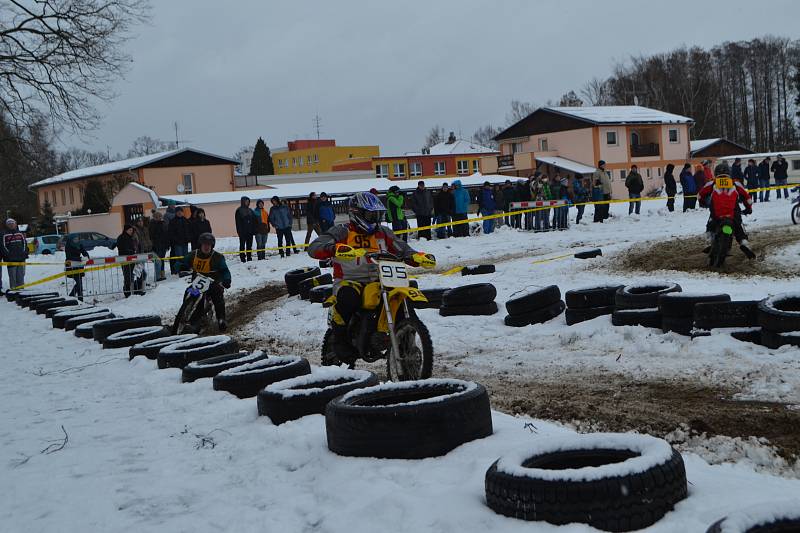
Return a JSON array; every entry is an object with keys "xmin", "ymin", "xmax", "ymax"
[
  {"xmin": 116, "ymin": 224, "xmax": 138, "ymax": 297},
  {"xmin": 1, "ymin": 218, "xmax": 29, "ymax": 290},
  {"xmin": 235, "ymin": 196, "xmax": 257, "ymax": 262},
  {"xmin": 592, "ymin": 160, "xmax": 612, "ymax": 222},
  {"xmin": 268, "ymin": 196, "xmax": 297, "ymax": 257},
  {"xmin": 253, "ymin": 199, "xmax": 271, "ymax": 260}
]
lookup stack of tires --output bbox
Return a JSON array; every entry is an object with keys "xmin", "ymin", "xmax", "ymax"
[
  {"xmin": 298, "ymin": 273, "xmax": 332, "ymax": 300},
  {"xmin": 612, "ymin": 283, "xmax": 682, "ymax": 328},
  {"xmin": 564, "ymin": 285, "xmax": 621, "ymax": 325},
  {"xmin": 439, "ymin": 283, "xmax": 498, "ymax": 317},
  {"xmin": 284, "ymin": 267, "xmax": 321, "ymax": 296},
  {"xmin": 308, "ymin": 284, "xmax": 333, "ymax": 304},
  {"xmin": 692, "ymin": 300, "xmax": 761, "ymax": 343},
  {"xmin": 658, "ymin": 293, "xmax": 731, "ymax": 336},
  {"xmin": 758, "ymin": 294, "xmax": 800, "ymax": 349},
  {"xmin": 414, "ymin": 288, "xmax": 448, "ymax": 309},
  {"xmin": 503, "ymin": 285, "xmax": 565, "ymax": 327}
]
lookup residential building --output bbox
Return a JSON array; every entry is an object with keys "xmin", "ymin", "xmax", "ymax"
[
  {"xmin": 483, "ymin": 106, "xmax": 694, "ymax": 198},
  {"xmin": 372, "ymin": 132, "xmax": 498, "ymax": 181},
  {"xmin": 689, "ymin": 138, "xmax": 753, "ymax": 163},
  {"xmin": 30, "ymin": 148, "xmax": 239, "ymax": 216},
  {"xmin": 271, "ymin": 139, "xmax": 379, "ymax": 175}
]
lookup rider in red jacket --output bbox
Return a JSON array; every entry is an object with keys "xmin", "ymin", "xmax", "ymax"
[{"xmin": 698, "ymin": 175, "xmax": 755, "ymax": 259}]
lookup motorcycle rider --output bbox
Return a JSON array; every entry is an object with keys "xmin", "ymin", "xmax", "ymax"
[
  {"xmin": 177, "ymin": 232, "xmax": 231, "ymax": 331},
  {"xmin": 307, "ymin": 192, "xmax": 436, "ymax": 363},
  {"xmin": 698, "ymin": 173, "xmax": 755, "ymax": 259}
]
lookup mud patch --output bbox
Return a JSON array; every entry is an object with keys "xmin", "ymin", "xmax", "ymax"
[
  {"xmin": 225, "ymin": 282, "xmax": 287, "ymax": 335},
  {"xmin": 617, "ymin": 225, "xmax": 800, "ymax": 277}
]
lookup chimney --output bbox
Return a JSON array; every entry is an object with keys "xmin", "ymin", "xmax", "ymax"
[{"xmin": 447, "ymin": 131, "xmax": 456, "ymax": 144}]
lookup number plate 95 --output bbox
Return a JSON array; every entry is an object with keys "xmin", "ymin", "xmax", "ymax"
[{"xmin": 377, "ymin": 260, "xmax": 409, "ymax": 288}]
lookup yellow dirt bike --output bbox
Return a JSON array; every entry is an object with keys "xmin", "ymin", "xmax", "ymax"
[{"xmin": 321, "ymin": 252, "xmax": 433, "ymax": 381}]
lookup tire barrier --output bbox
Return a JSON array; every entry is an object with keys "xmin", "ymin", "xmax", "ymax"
[
  {"xmin": 129, "ymin": 334, "xmax": 198, "ymax": 361},
  {"xmin": 658, "ymin": 293, "xmax": 731, "ymax": 336},
  {"xmin": 103, "ymin": 326, "xmax": 170, "ymax": 349},
  {"xmin": 284, "ymin": 267, "xmax": 321, "ymax": 296},
  {"xmin": 212, "ymin": 356, "xmax": 311, "ymax": 398},
  {"xmin": 157, "ymin": 335, "xmax": 239, "ymax": 370},
  {"xmin": 504, "ymin": 285, "xmax": 564, "ymax": 327},
  {"xmin": 181, "ymin": 351, "xmax": 269, "ymax": 383}
]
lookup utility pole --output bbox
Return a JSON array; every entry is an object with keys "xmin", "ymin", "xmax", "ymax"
[
  {"xmin": 173, "ymin": 121, "xmax": 193, "ymax": 149},
  {"xmin": 313, "ymin": 114, "xmax": 322, "ymax": 140}
]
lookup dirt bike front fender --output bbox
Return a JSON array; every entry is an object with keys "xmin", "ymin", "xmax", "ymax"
[{"xmin": 377, "ymin": 287, "xmax": 427, "ymax": 333}]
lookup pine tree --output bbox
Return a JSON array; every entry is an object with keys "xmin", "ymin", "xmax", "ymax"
[
  {"xmin": 81, "ymin": 180, "xmax": 111, "ymax": 213},
  {"xmin": 38, "ymin": 200, "xmax": 56, "ymax": 233},
  {"xmin": 249, "ymin": 137, "xmax": 275, "ymax": 175}
]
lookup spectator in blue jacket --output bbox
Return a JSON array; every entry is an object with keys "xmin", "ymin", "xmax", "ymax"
[
  {"xmin": 743, "ymin": 159, "xmax": 760, "ymax": 202},
  {"xmin": 679, "ymin": 163, "xmax": 697, "ymax": 212},
  {"xmin": 316, "ymin": 192, "xmax": 336, "ymax": 232},
  {"xmin": 451, "ymin": 180, "xmax": 471, "ymax": 237},
  {"xmin": 268, "ymin": 196, "xmax": 298, "ymax": 257},
  {"xmin": 573, "ymin": 175, "xmax": 589, "ymax": 224},
  {"xmin": 478, "ymin": 182, "xmax": 496, "ymax": 235}
]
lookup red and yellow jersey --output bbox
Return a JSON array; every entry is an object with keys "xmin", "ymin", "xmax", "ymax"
[{"xmin": 699, "ymin": 178, "xmax": 752, "ymax": 220}]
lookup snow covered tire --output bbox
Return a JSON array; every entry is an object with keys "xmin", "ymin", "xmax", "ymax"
[
  {"xmin": 157, "ymin": 335, "xmax": 239, "ymax": 369},
  {"xmin": 284, "ymin": 267, "xmax": 321, "ymax": 296},
  {"xmin": 325, "ymin": 379, "xmax": 493, "ymax": 459},
  {"xmin": 182, "ymin": 351, "xmax": 268, "ymax": 382},
  {"xmin": 504, "ymin": 301, "xmax": 565, "ymax": 327},
  {"xmin": 439, "ymin": 301, "xmax": 498, "ymax": 317},
  {"xmin": 658, "ymin": 293, "xmax": 731, "ymax": 318},
  {"xmin": 73, "ymin": 316, "xmax": 116, "ymax": 337},
  {"xmin": 484, "ymin": 433, "xmax": 687, "ymax": 532},
  {"xmin": 441, "ymin": 283, "xmax": 496, "ymax": 307},
  {"xmin": 615, "ymin": 283, "xmax": 682, "ymax": 310},
  {"xmin": 612, "ymin": 308, "xmax": 662, "ymax": 328},
  {"xmin": 565, "ymin": 305, "xmax": 615, "ymax": 325},
  {"xmin": 102, "ymin": 326, "xmax": 170, "ymax": 349},
  {"xmin": 760, "ymin": 329, "xmax": 800, "ymax": 349},
  {"xmin": 309, "ymin": 284, "xmax": 333, "ymax": 304},
  {"xmin": 92, "ymin": 316, "xmax": 162, "ymax": 343},
  {"xmin": 574, "ymin": 248, "xmax": 602, "ymax": 259},
  {"xmin": 706, "ymin": 502, "xmax": 800, "ymax": 533},
  {"xmin": 694, "ymin": 300, "xmax": 760, "ymax": 330},
  {"xmin": 258, "ymin": 368, "xmax": 379, "ymax": 425},
  {"xmin": 35, "ymin": 298, "xmax": 79, "ymax": 314},
  {"xmin": 129, "ymin": 334, "xmax": 198, "ymax": 360},
  {"xmin": 212, "ymin": 356, "xmax": 311, "ymax": 398},
  {"xmin": 757, "ymin": 295, "xmax": 800, "ymax": 333},
  {"xmin": 504, "ymin": 285, "xmax": 561, "ymax": 315},
  {"xmin": 565, "ymin": 285, "xmax": 622, "ymax": 309},
  {"xmin": 461, "ymin": 264, "xmax": 495, "ymax": 276}
]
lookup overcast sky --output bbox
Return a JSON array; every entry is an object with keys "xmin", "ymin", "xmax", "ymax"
[{"xmin": 76, "ymin": 0, "xmax": 800, "ymax": 159}]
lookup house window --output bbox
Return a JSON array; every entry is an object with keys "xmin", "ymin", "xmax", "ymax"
[
  {"xmin": 61, "ymin": 189, "xmax": 67, "ymax": 205},
  {"xmin": 298, "ymin": 157, "xmax": 304, "ymax": 167},
  {"xmin": 313, "ymin": 153, "xmax": 319, "ymax": 163},
  {"xmin": 410, "ymin": 162, "xmax": 422, "ymax": 177},
  {"xmin": 619, "ymin": 170, "xmax": 627, "ymax": 180},
  {"xmin": 472, "ymin": 160, "xmax": 480, "ymax": 173},
  {"xmin": 646, "ymin": 168, "xmax": 652, "ymax": 179},
  {"xmin": 292, "ymin": 158, "xmax": 296, "ymax": 167},
  {"xmin": 512, "ymin": 142, "xmax": 524, "ymax": 154},
  {"xmin": 457, "ymin": 160, "xmax": 469, "ymax": 175},
  {"xmin": 657, "ymin": 167, "xmax": 662, "ymax": 177},
  {"xmin": 306, "ymin": 155, "xmax": 312, "ymax": 165},
  {"xmin": 50, "ymin": 190, "xmax": 56, "ymax": 207},
  {"xmin": 182, "ymin": 173, "xmax": 194, "ymax": 193},
  {"xmin": 434, "ymin": 161, "xmax": 446, "ymax": 176},
  {"xmin": 376, "ymin": 164, "xmax": 389, "ymax": 179},
  {"xmin": 393, "ymin": 163, "xmax": 406, "ymax": 178},
  {"xmin": 69, "ymin": 187, "xmax": 75, "ymax": 204},
  {"xmin": 792, "ymin": 160, "xmax": 800, "ymax": 171},
  {"xmin": 539, "ymin": 138, "xmax": 548, "ymax": 151},
  {"xmin": 668, "ymin": 128, "xmax": 679, "ymax": 143},
  {"xmin": 606, "ymin": 130, "xmax": 618, "ymax": 146},
  {"xmin": 607, "ymin": 170, "xmax": 614, "ymax": 181}
]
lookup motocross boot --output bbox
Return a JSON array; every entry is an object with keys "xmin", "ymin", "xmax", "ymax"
[
  {"xmin": 740, "ymin": 240, "xmax": 756, "ymax": 259},
  {"xmin": 332, "ymin": 325, "xmax": 357, "ymax": 366}
]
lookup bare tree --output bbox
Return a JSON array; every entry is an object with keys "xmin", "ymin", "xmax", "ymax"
[
  {"xmin": 581, "ymin": 77, "xmax": 614, "ymax": 106},
  {"xmin": 472, "ymin": 124, "xmax": 500, "ymax": 149},
  {"xmin": 58, "ymin": 147, "xmax": 111, "ymax": 171},
  {"xmin": 0, "ymin": 0, "xmax": 151, "ymax": 144},
  {"xmin": 505, "ymin": 100, "xmax": 536, "ymax": 125},
  {"xmin": 127, "ymin": 135, "xmax": 169, "ymax": 157},
  {"xmin": 423, "ymin": 125, "xmax": 445, "ymax": 149},
  {"xmin": 233, "ymin": 144, "xmax": 254, "ymax": 174},
  {"xmin": 557, "ymin": 90, "xmax": 584, "ymax": 107}
]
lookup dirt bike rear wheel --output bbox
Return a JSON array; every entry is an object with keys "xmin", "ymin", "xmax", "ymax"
[
  {"xmin": 709, "ymin": 233, "xmax": 732, "ymax": 268},
  {"xmin": 387, "ymin": 318, "xmax": 433, "ymax": 381},
  {"xmin": 792, "ymin": 203, "xmax": 800, "ymax": 225}
]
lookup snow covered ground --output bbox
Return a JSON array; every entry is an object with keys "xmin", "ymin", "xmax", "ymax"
[
  {"xmin": 4, "ymin": 199, "xmax": 800, "ymax": 531},
  {"xmin": 2, "ymin": 302, "xmax": 800, "ymax": 532}
]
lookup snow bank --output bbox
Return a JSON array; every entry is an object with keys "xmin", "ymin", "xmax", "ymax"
[{"xmin": 495, "ymin": 432, "xmax": 675, "ymax": 482}]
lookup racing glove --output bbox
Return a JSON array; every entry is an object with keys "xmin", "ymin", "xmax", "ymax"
[
  {"xmin": 412, "ymin": 252, "xmax": 436, "ymax": 268},
  {"xmin": 335, "ymin": 244, "xmax": 367, "ymax": 261}
]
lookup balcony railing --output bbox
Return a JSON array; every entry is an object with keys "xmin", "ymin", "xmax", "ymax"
[
  {"xmin": 630, "ymin": 143, "xmax": 660, "ymax": 157},
  {"xmin": 497, "ymin": 154, "xmax": 515, "ymax": 168}
]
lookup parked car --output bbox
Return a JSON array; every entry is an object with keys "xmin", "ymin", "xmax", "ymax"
[
  {"xmin": 28, "ymin": 234, "xmax": 62, "ymax": 255},
  {"xmin": 57, "ymin": 232, "xmax": 117, "ymax": 252}
]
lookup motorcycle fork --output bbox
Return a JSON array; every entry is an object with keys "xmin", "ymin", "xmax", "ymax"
[{"xmin": 381, "ymin": 289, "xmax": 402, "ymax": 378}]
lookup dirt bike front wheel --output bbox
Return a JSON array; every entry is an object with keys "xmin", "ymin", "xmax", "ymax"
[
  {"xmin": 172, "ymin": 295, "xmax": 199, "ymax": 334},
  {"xmin": 387, "ymin": 318, "xmax": 433, "ymax": 381},
  {"xmin": 792, "ymin": 203, "xmax": 800, "ymax": 225}
]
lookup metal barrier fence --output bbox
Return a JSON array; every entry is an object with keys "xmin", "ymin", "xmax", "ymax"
[{"xmin": 64, "ymin": 253, "xmax": 160, "ymax": 298}]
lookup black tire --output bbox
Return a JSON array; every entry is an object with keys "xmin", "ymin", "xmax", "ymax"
[
  {"xmin": 309, "ymin": 284, "xmax": 333, "ymax": 304},
  {"xmin": 710, "ymin": 231, "xmax": 733, "ymax": 268},
  {"xmin": 157, "ymin": 335, "xmax": 239, "ymax": 370},
  {"xmin": 16, "ymin": 292, "xmax": 58, "ymax": 305},
  {"xmin": 694, "ymin": 300, "xmax": 760, "ymax": 330},
  {"xmin": 129, "ymin": 333, "xmax": 198, "ymax": 360},
  {"xmin": 21, "ymin": 295, "xmax": 60, "ymax": 309},
  {"xmin": 505, "ymin": 285, "xmax": 561, "ymax": 315},
  {"xmin": 793, "ymin": 203, "xmax": 800, "ymax": 225},
  {"xmin": 484, "ymin": 434, "xmax": 687, "ymax": 532},
  {"xmin": 387, "ymin": 317, "xmax": 434, "ymax": 381},
  {"xmin": 662, "ymin": 316, "xmax": 694, "ymax": 336},
  {"xmin": 46, "ymin": 303, "xmax": 92, "ymax": 319},
  {"xmin": 565, "ymin": 305, "xmax": 615, "ymax": 325},
  {"xmin": 706, "ymin": 506, "xmax": 800, "ymax": 532},
  {"xmin": 52, "ymin": 307, "xmax": 103, "ymax": 328},
  {"xmin": 64, "ymin": 312, "xmax": 114, "ymax": 331},
  {"xmin": 730, "ymin": 328, "xmax": 762, "ymax": 345},
  {"xmin": 92, "ymin": 315, "xmax": 162, "ymax": 343},
  {"xmin": 758, "ymin": 295, "xmax": 800, "ymax": 333},
  {"xmin": 658, "ymin": 293, "xmax": 731, "ymax": 318},
  {"xmin": 565, "ymin": 285, "xmax": 622, "ymax": 309},
  {"xmin": 504, "ymin": 301, "xmax": 565, "ymax": 327},
  {"xmin": 182, "ymin": 351, "xmax": 268, "ymax": 382},
  {"xmin": 574, "ymin": 248, "xmax": 602, "ymax": 259},
  {"xmin": 73, "ymin": 315, "xmax": 116, "ymax": 337},
  {"xmin": 36, "ymin": 299, "xmax": 80, "ymax": 315},
  {"xmin": 299, "ymin": 273, "xmax": 333, "ymax": 300},
  {"xmin": 258, "ymin": 368, "xmax": 379, "ymax": 424},
  {"xmin": 461, "ymin": 264, "xmax": 496, "ymax": 276},
  {"xmin": 612, "ymin": 308, "xmax": 662, "ymax": 328},
  {"xmin": 439, "ymin": 301, "xmax": 499, "ymax": 317},
  {"xmin": 413, "ymin": 288, "xmax": 448, "ymax": 309},
  {"xmin": 442, "ymin": 283, "xmax": 496, "ymax": 307},
  {"xmin": 212, "ymin": 356, "xmax": 311, "ymax": 398},
  {"xmin": 615, "ymin": 283, "xmax": 682, "ymax": 310},
  {"xmin": 103, "ymin": 326, "xmax": 170, "ymax": 349},
  {"xmin": 325, "ymin": 379, "xmax": 493, "ymax": 459},
  {"xmin": 284, "ymin": 267, "xmax": 321, "ymax": 296},
  {"xmin": 761, "ymin": 329, "xmax": 800, "ymax": 349},
  {"xmin": 318, "ymin": 259, "xmax": 332, "ymax": 268}
]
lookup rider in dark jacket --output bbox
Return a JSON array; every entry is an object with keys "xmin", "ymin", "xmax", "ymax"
[{"xmin": 177, "ymin": 232, "xmax": 231, "ymax": 331}]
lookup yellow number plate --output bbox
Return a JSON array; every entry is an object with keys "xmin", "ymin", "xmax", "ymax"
[{"xmin": 715, "ymin": 177, "xmax": 733, "ymax": 189}]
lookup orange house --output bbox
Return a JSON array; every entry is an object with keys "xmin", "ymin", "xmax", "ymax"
[{"xmin": 30, "ymin": 148, "xmax": 239, "ymax": 216}]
